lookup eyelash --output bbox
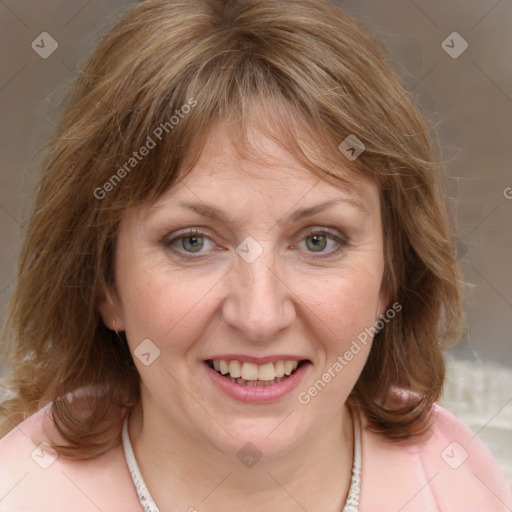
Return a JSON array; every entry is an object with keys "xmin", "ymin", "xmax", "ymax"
[{"xmin": 161, "ymin": 227, "xmax": 348, "ymax": 260}]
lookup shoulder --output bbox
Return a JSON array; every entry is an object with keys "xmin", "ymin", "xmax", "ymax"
[
  {"xmin": 358, "ymin": 395, "xmax": 511, "ymax": 511},
  {"xmin": 423, "ymin": 403, "xmax": 511, "ymax": 508},
  {"xmin": 0, "ymin": 404, "xmax": 140, "ymax": 512}
]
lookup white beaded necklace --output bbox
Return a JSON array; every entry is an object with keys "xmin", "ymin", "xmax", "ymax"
[{"xmin": 122, "ymin": 409, "xmax": 361, "ymax": 512}]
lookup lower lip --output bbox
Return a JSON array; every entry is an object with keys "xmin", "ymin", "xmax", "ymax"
[{"xmin": 203, "ymin": 361, "xmax": 311, "ymax": 404}]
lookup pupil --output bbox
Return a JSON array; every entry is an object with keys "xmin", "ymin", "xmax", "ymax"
[
  {"xmin": 307, "ymin": 234, "xmax": 326, "ymax": 252},
  {"xmin": 183, "ymin": 235, "xmax": 203, "ymax": 252}
]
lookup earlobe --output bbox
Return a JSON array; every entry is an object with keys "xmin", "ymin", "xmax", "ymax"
[
  {"xmin": 378, "ymin": 263, "xmax": 392, "ymax": 319},
  {"xmin": 97, "ymin": 287, "xmax": 125, "ymax": 332},
  {"xmin": 377, "ymin": 287, "xmax": 392, "ymax": 320}
]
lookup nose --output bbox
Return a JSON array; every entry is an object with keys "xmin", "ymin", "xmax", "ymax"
[{"xmin": 221, "ymin": 245, "xmax": 296, "ymax": 342}]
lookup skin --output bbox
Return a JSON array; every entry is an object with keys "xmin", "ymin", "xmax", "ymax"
[{"xmin": 99, "ymin": 120, "xmax": 389, "ymax": 512}]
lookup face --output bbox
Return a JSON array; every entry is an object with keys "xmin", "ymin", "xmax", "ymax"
[{"xmin": 99, "ymin": 121, "xmax": 389, "ymax": 459}]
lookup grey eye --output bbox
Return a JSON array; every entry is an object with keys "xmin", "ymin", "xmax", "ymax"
[
  {"xmin": 180, "ymin": 235, "xmax": 205, "ymax": 253},
  {"xmin": 305, "ymin": 234, "xmax": 328, "ymax": 252}
]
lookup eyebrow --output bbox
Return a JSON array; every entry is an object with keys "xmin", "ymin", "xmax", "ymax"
[{"xmin": 176, "ymin": 198, "xmax": 367, "ymax": 225}]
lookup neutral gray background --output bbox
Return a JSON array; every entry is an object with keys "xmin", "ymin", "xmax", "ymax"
[{"xmin": 0, "ymin": 0, "xmax": 511, "ymax": 482}]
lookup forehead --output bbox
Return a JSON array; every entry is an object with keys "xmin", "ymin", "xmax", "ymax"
[{"xmin": 151, "ymin": 120, "xmax": 373, "ymax": 213}]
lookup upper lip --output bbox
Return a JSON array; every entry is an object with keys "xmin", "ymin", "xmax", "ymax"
[{"xmin": 203, "ymin": 354, "xmax": 310, "ymax": 364}]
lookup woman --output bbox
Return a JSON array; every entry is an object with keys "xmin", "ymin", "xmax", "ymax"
[{"xmin": 0, "ymin": 0, "xmax": 510, "ymax": 510}]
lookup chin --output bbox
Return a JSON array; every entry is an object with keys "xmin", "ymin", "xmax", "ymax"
[{"xmin": 204, "ymin": 419, "xmax": 307, "ymax": 462}]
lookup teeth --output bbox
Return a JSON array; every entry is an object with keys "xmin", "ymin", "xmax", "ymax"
[
  {"xmin": 258, "ymin": 362, "xmax": 276, "ymax": 381},
  {"xmin": 234, "ymin": 376, "xmax": 284, "ymax": 386},
  {"xmin": 284, "ymin": 360, "xmax": 295, "ymax": 376},
  {"xmin": 219, "ymin": 360, "xmax": 229, "ymax": 375},
  {"xmin": 274, "ymin": 360, "xmax": 285, "ymax": 378},
  {"xmin": 228, "ymin": 360, "xmax": 241, "ymax": 378},
  {"xmin": 241, "ymin": 362, "xmax": 259, "ymax": 380},
  {"xmin": 211, "ymin": 359, "xmax": 300, "ymax": 381}
]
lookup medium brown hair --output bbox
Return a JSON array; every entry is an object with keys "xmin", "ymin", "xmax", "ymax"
[{"xmin": 0, "ymin": 0, "xmax": 465, "ymax": 458}]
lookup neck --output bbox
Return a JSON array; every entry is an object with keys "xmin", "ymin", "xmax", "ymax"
[{"xmin": 128, "ymin": 398, "xmax": 355, "ymax": 512}]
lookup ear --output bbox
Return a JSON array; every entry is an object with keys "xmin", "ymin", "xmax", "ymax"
[
  {"xmin": 375, "ymin": 255, "xmax": 394, "ymax": 320},
  {"xmin": 376, "ymin": 282, "xmax": 392, "ymax": 320},
  {"xmin": 97, "ymin": 285, "xmax": 125, "ymax": 332}
]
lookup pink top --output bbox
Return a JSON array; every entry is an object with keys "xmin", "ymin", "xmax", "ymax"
[{"xmin": 0, "ymin": 398, "xmax": 510, "ymax": 511}]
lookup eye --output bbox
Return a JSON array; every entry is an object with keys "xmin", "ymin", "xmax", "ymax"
[
  {"xmin": 161, "ymin": 228, "xmax": 215, "ymax": 257},
  {"xmin": 297, "ymin": 227, "xmax": 347, "ymax": 257},
  {"xmin": 180, "ymin": 233, "xmax": 206, "ymax": 253},
  {"xmin": 161, "ymin": 226, "xmax": 348, "ymax": 260}
]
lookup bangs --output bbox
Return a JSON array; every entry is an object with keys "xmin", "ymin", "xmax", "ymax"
[{"xmin": 81, "ymin": 9, "xmax": 379, "ymax": 212}]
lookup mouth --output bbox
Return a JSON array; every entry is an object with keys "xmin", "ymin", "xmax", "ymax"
[{"xmin": 205, "ymin": 358, "xmax": 309, "ymax": 386}]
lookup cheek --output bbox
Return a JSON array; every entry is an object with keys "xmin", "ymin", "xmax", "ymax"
[
  {"xmin": 299, "ymin": 267, "xmax": 384, "ymax": 345},
  {"xmin": 296, "ymin": 271, "xmax": 382, "ymax": 404},
  {"xmin": 117, "ymin": 258, "xmax": 215, "ymax": 349}
]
